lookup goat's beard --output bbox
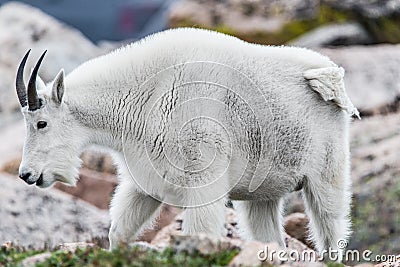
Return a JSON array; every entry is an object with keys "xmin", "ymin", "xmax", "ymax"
[{"xmin": 51, "ymin": 156, "xmax": 82, "ymax": 186}]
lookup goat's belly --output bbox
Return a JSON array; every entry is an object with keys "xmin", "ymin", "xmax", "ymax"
[{"xmin": 227, "ymin": 169, "xmax": 303, "ymax": 201}]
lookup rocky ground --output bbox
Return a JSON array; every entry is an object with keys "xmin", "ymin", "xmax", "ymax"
[
  {"xmin": 0, "ymin": 1, "xmax": 399, "ymax": 266},
  {"xmin": 168, "ymin": 0, "xmax": 400, "ymax": 45},
  {"xmin": 2, "ymin": 211, "xmax": 398, "ymax": 266}
]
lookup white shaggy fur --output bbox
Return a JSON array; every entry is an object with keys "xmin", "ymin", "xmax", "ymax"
[{"xmin": 18, "ymin": 28, "xmax": 357, "ymax": 257}]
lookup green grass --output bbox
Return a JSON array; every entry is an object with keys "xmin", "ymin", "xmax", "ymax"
[
  {"xmin": 0, "ymin": 245, "xmax": 43, "ymax": 267},
  {"xmin": 326, "ymin": 263, "xmax": 345, "ymax": 267},
  {"xmin": 1, "ymin": 245, "xmax": 240, "ymax": 267}
]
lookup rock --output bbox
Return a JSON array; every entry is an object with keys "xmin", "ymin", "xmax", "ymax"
[
  {"xmin": 0, "ymin": 2, "xmax": 104, "ymax": 113},
  {"xmin": 169, "ymin": 0, "xmax": 319, "ymax": 29},
  {"xmin": 80, "ymin": 150, "xmax": 117, "ymax": 175},
  {"xmin": 129, "ymin": 241, "xmax": 159, "ymax": 252},
  {"xmin": 321, "ymin": 0, "xmax": 400, "ymax": 44},
  {"xmin": 228, "ymin": 241, "xmax": 282, "ymax": 267},
  {"xmin": 284, "ymin": 213, "xmax": 310, "ymax": 248},
  {"xmin": 290, "ymin": 22, "xmax": 372, "ymax": 47},
  {"xmin": 283, "ymin": 243, "xmax": 325, "ymax": 266},
  {"xmin": 168, "ymin": 0, "xmax": 286, "ymax": 33},
  {"xmin": 150, "ymin": 208, "xmax": 242, "ymax": 248},
  {"xmin": 168, "ymin": 1, "xmax": 214, "ymax": 30},
  {"xmin": 285, "ymin": 192, "xmax": 305, "ymax": 215},
  {"xmin": 1, "ymin": 241, "xmax": 13, "ymax": 249},
  {"xmin": 350, "ymin": 112, "xmax": 400, "ymax": 184},
  {"xmin": 284, "ymin": 233, "xmax": 311, "ymax": 253},
  {"xmin": 58, "ymin": 242, "xmax": 97, "ymax": 252},
  {"xmin": 151, "ymin": 213, "xmax": 182, "ymax": 249},
  {"xmin": 0, "ymin": 173, "xmax": 110, "ymax": 248},
  {"xmin": 322, "ymin": 0, "xmax": 400, "ymax": 19},
  {"xmin": 138, "ymin": 205, "xmax": 181, "ymax": 243},
  {"xmin": 21, "ymin": 252, "xmax": 52, "ymax": 267},
  {"xmin": 228, "ymin": 235, "xmax": 320, "ymax": 266},
  {"xmin": 374, "ymin": 255, "xmax": 400, "ymax": 267},
  {"xmin": 0, "ymin": 120, "xmax": 24, "ymax": 169},
  {"xmin": 54, "ymin": 168, "xmax": 118, "ymax": 210},
  {"xmin": 318, "ymin": 44, "xmax": 400, "ymax": 112},
  {"xmin": 225, "ymin": 207, "xmax": 240, "ymax": 239},
  {"xmin": 170, "ymin": 233, "xmax": 241, "ymax": 255},
  {"xmin": 0, "ymin": 157, "xmax": 20, "ymax": 175},
  {"xmin": 150, "ymin": 207, "xmax": 321, "ymax": 266},
  {"xmin": 169, "ymin": 0, "xmax": 400, "ymax": 45},
  {"xmin": 347, "ymin": 112, "xmax": 400, "ymax": 255}
]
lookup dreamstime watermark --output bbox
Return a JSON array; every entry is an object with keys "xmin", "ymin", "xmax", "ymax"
[{"xmin": 257, "ymin": 239, "xmax": 400, "ymax": 263}]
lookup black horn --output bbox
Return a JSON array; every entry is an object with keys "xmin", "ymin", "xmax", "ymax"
[
  {"xmin": 15, "ymin": 49, "xmax": 31, "ymax": 107},
  {"xmin": 27, "ymin": 50, "xmax": 47, "ymax": 111}
]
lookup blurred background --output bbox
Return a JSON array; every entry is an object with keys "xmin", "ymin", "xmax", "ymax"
[{"xmin": 0, "ymin": 0, "xmax": 399, "ymax": 263}]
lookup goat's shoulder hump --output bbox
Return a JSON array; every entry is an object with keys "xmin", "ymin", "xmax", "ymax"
[{"xmin": 147, "ymin": 28, "xmax": 336, "ymax": 69}]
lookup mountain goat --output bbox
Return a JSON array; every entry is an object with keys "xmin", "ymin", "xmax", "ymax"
[{"xmin": 15, "ymin": 28, "xmax": 358, "ymax": 256}]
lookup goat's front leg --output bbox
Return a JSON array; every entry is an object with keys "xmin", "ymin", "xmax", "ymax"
[
  {"xmin": 109, "ymin": 181, "xmax": 161, "ymax": 249},
  {"xmin": 181, "ymin": 197, "xmax": 226, "ymax": 237}
]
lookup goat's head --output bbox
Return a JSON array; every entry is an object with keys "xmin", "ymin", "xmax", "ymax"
[{"xmin": 16, "ymin": 50, "xmax": 82, "ymax": 188}]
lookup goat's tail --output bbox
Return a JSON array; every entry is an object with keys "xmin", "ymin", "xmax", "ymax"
[{"xmin": 304, "ymin": 67, "xmax": 360, "ymax": 119}]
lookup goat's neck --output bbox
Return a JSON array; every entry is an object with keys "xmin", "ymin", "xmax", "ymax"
[{"xmin": 66, "ymin": 83, "xmax": 145, "ymax": 153}]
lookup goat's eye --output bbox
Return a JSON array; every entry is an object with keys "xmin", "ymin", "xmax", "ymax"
[{"xmin": 37, "ymin": 121, "xmax": 47, "ymax": 129}]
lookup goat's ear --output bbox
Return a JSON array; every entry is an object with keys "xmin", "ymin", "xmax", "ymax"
[{"xmin": 52, "ymin": 69, "xmax": 64, "ymax": 105}]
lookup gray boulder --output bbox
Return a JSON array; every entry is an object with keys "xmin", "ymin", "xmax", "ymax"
[
  {"xmin": 0, "ymin": 120, "xmax": 24, "ymax": 169},
  {"xmin": 0, "ymin": 173, "xmax": 110, "ymax": 248},
  {"xmin": 322, "ymin": 0, "xmax": 400, "ymax": 19},
  {"xmin": 321, "ymin": 0, "xmax": 400, "ymax": 44},
  {"xmin": 318, "ymin": 44, "xmax": 400, "ymax": 112},
  {"xmin": 0, "ymin": 1, "xmax": 104, "ymax": 113},
  {"xmin": 348, "ymin": 112, "xmax": 400, "ymax": 255},
  {"xmin": 290, "ymin": 22, "xmax": 372, "ymax": 47}
]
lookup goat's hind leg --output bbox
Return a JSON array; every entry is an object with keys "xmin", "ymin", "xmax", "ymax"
[
  {"xmin": 109, "ymin": 181, "xmax": 161, "ymax": 249},
  {"xmin": 302, "ymin": 161, "xmax": 351, "ymax": 259}
]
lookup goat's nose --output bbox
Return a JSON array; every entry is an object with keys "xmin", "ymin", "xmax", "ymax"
[{"xmin": 19, "ymin": 172, "xmax": 32, "ymax": 182}]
